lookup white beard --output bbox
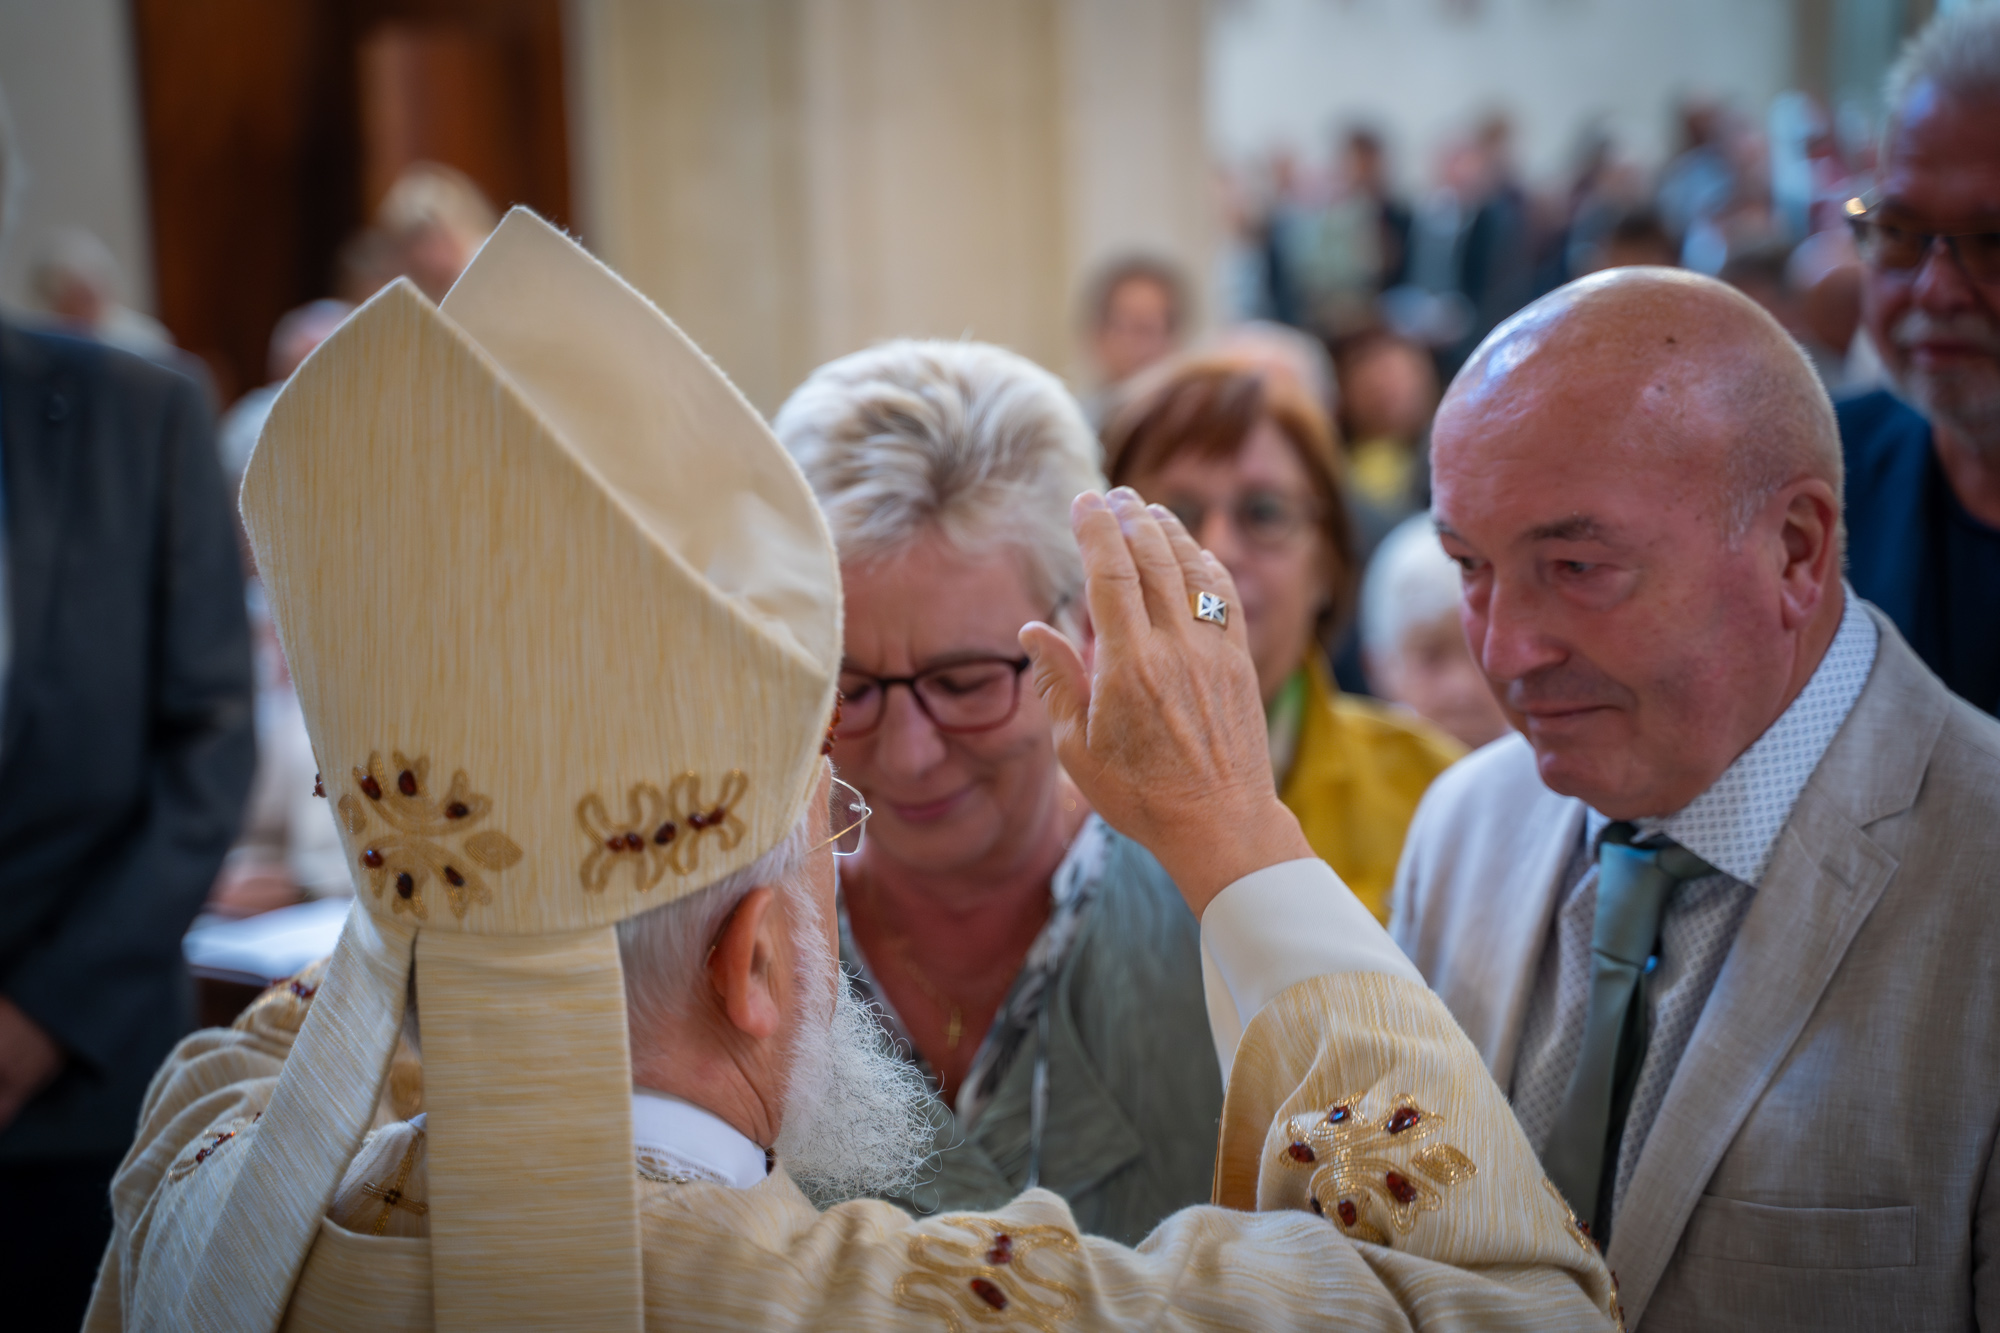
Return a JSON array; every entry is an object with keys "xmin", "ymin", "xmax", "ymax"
[
  {"xmin": 774, "ymin": 925, "xmax": 941, "ymax": 1207},
  {"xmin": 1890, "ymin": 307, "xmax": 2000, "ymax": 454}
]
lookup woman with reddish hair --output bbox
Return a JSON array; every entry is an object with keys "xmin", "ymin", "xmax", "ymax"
[{"xmin": 1103, "ymin": 356, "xmax": 1462, "ymax": 922}]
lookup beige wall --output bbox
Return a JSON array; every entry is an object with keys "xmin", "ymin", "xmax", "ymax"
[
  {"xmin": 568, "ymin": 0, "xmax": 1208, "ymax": 414},
  {"xmin": 0, "ymin": 0, "xmax": 153, "ymax": 317}
]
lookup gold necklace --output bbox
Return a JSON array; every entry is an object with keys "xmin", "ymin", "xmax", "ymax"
[{"xmin": 899, "ymin": 945, "xmax": 973, "ymax": 1051}]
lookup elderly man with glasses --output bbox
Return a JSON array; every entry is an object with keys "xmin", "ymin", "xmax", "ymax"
[{"xmin": 1839, "ymin": 6, "xmax": 2000, "ymax": 716}]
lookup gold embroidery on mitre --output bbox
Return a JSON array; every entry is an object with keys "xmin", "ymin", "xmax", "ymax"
[
  {"xmin": 167, "ymin": 1113, "xmax": 260, "ymax": 1183},
  {"xmin": 344, "ymin": 751, "xmax": 521, "ymax": 919},
  {"xmin": 361, "ymin": 1130, "xmax": 430, "ymax": 1235},
  {"xmin": 576, "ymin": 770, "xmax": 749, "ymax": 893},
  {"xmin": 893, "ymin": 1217, "xmax": 1081, "ymax": 1332},
  {"xmin": 233, "ymin": 957, "xmax": 331, "ymax": 1036},
  {"xmin": 1277, "ymin": 1092, "xmax": 1478, "ymax": 1243}
]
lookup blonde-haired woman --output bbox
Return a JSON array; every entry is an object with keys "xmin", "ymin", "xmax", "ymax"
[{"xmin": 775, "ymin": 340, "xmax": 1220, "ymax": 1243}]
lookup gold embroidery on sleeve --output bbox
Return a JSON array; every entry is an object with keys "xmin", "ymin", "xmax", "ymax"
[
  {"xmin": 345, "ymin": 752, "xmax": 521, "ymax": 919},
  {"xmin": 894, "ymin": 1217, "xmax": 1080, "ymax": 1331},
  {"xmin": 233, "ymin": 958, "xmax": 331, "ymax": 1035},
  {"xmin": 1541, "ymin": 1176, "xmax": 1597, "ymax": 1253},
  {"xmin": 1539, "ymin": 1179, "xmax": 1627, "ymax": 1328},
  {"xmin": 1277, "ymin": 1093, "xmax": 1478, "ymax": 1243},
  {"xmin": 167, "ymin": 1113, "xmax": 260, "ymax": 1183}
]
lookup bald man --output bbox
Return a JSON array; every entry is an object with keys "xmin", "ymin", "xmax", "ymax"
[{"xmin": 1391, "ymin": 266, "xmax": 2000, "ymax": 1331}]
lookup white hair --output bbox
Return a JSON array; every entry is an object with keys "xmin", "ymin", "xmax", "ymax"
[
  {"xmin": 615, "ymin": 799, "xmax": 821, "ymax": 1036},
  {"xmin": 1361, "ymin": 512, "xmax": 1462, "ymax": 661},
  {"xmin": 615, "ymin": 770, "xmax": 940, "ymax": 1206},
  {"xmin": 1886, "ymin": 5, "xmax": 2000, "ymax": 114},
  {"xmin": 772, "ymin": 340, "xmax": 1105, "ymax": 612}
]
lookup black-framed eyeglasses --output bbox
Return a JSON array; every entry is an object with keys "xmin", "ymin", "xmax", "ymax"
[
  {"xmin": 1845, "ymin": 195, "xmax": 2000, "ymax": 286},
  {"xmin": 1158, "ymin": 490, "xmax": 1320, "ymax": 552},
  {"xmin": 834, "ymin": 655, "xmax": 1034, "ymax": 739}
]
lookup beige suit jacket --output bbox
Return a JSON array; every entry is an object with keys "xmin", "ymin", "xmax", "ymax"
[{"xmin": 1391, "ymin": 608, "xmax": 2000, "ymax": 1330}]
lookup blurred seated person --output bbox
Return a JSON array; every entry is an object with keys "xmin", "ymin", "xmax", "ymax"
[
  {"xmin": 203, "ymin": 583, "xmax": 351, "ymax": 918},
  {"xmin": 30, "ymin": 229, "xmax": 215, "ymax": 404},
  {"xmin": 1337, "ymin": 331, "xmax": 1440, "ymax": 548},
  {"xmin": 216, "ymin": 300, "xmax": 352, "ymax": 488},
  {"xmin": 1581, "ymin": 206, "xmax": 1679, "ymax": 272},
  {"xmin": 1786, "ymin": 227, "xmax": 1871, "ymax": 390},
  {"xmin": 1209, "ymin": 319, "xmax": 1339, "ymax": 417},
  {"xmin": 1079, "ymin": 254, "xmax": 1187, "ymax": 425},
  {"xmin": 376, "ymin": 162, "xmax": 499, "ymax": 303},
  {"xmin": 1104, "ymin": 356, "xmax": 1462, "ymax": 921},
  {"xmin": 30, "ymin": 228, "xmax": 177, "ymax": 362},
  {"xmin": 1360, "ymin": 512, "xmax": 1509, "ymax": 750},
  {"xmin": 773, "ymin": 340, "xmax": 1223, "ymax": 1242}
]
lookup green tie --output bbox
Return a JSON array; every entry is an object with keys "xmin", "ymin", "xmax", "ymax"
[{"xmin": 1542, "ymin": 822, "xmax": 1713, "ymax": 1242}]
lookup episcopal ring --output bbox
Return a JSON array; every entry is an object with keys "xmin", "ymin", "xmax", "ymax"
[{"xmin": 1192, "ymin": 591, "xmax": 1229, "ymax": 628}]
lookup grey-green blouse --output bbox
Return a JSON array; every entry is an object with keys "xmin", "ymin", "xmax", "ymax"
[{"xmin": 837, "ymin": 816, "xmax": 1224, "ymax": 1246}]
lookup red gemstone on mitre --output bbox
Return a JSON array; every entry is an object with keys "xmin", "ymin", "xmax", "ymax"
[
  {"xmin": 312, "ymin": 774, "xmax": 325, "ymax": 798},
  {"xmin": 623, "ymin": 832, "xmax": 644, "ymax": 850},
  {"xmin": 1337, "ymin": 1200, "xmax": 1358, "ymax": 1227},
  {"xmin": 1286, "ymin": 1141, "xmax": 1315, "ymax": 1163},
  {"xmin": 1386, "ymin": 1107, "xmax": 1422, "ymax": 1135},
  {"xmin": 360, "ymin": 775, "xmax": 383, "ymax": 800},
  {"xmin": 1385, "ymin": 1171, "xmax": 1417, "ymax": 1204},
  {"xmin": 396, "ymin": 872, "xmax": 415, "ymax": 899},
  {"xmin": 653, "ymin": 822, "xmax": 677, "ymax": 845},
  {"xmin": 688, "ymin": 811, "xmax": 711, "ymax": 830},
  {"xmin": 606, "ymin": 837, "xmax": 623, "ymax": 851},
  {"xmin": 444, "ymin": 866, "xmax": 465, "ymax": 887},
  {"xmin": 398, "ymin": 770, "xmax": 418, "ymax": 796},
  {"xmin": 970, "ymin": 1279, "xmax": 1007, "ymax": 1311},
  {"xmin": 1325, "ymin": 1104, "xmax": 1351, "ymax": 1125},
  {"xmin": 445, "ymin": 801, "xmax": 470, "ymax": 819},
  {"xmin": 1309, "ymin": 1196, "xmax": 1324, "ymax": 1216},
  {"xmin": 986, "ymin": 1234, "xmax": 1013, "ymax": 1265},
  {"xmin": 362, "ymin": 848, "xmax": 384, "ymax": 868},
  {"xmin": 289, "ymin": 979, "xmax": 317, "ymax": 1001}
]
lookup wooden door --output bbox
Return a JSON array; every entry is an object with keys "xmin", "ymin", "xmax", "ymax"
[{"xmin": 131, "ymin": 0, "xmax": 570, "ymax": 402}]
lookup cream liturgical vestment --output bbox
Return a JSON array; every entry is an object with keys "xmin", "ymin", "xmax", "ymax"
[{"xmin": 84, "ymin": 212, "xmax": 1619, "ymax": 1331}]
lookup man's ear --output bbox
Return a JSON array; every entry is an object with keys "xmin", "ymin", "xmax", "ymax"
[
  {"xmin": 705, "ymin": 887, "xmax": 785, "ymax": 1041},
  {"xmin": 1775, "ymin": 478, "xmax": 1841, "ymax": 631}
]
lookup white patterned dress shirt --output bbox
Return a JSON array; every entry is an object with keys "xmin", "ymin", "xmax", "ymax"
[{"xmin": 1509, "ymin": 590, "xmax": 1879, "ymax": 1227}]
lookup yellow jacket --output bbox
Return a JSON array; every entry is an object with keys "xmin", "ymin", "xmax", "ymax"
[{"xmin": 1279, "ymin": 658, "xmax": 1464, "ymax": 923}]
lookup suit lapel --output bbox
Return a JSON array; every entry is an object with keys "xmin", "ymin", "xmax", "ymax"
[
  {"xmin": 1485, "ymin": 800, "xmax": 1585, "ymax": 1087},
  {"xmin": 1610, "ymin": 613, "xmax": 1940, "ymax": 1326},
  {"xmin": 0, "ymin": 324, "xmax": 75, "ymax": 761}
]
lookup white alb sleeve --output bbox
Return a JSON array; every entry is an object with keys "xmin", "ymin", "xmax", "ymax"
[{"xmin": 1200, "ymin": 858, "xmax": 1424, "ymax": 1083}]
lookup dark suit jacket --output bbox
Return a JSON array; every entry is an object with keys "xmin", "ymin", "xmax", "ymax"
[
  {"xmin": 0, "ymin": 320, "xmax": 254, "ymax": 1160},
  {"xmin": 1838, "ymin": 388, "xmax": 2000, "ymax": 714}
]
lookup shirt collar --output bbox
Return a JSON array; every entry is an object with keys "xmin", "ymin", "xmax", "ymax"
[
  {"xmin": 630, "ymin": 1087, "xmax": 771, "ymax": 1190},
  {"xmin": 1586, "ymin": 588, "xmax": 1879, "ymax": 886}
]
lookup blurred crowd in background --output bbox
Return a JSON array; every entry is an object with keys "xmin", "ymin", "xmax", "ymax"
[{"xmin": 0, "ymin": 74, "xmax": 1926, "ymax": 921}]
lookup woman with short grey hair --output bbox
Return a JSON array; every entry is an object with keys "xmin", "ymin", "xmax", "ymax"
[{"xmin": 774, "ymin": 340, "xmax": 1223, "ymax": 1243}]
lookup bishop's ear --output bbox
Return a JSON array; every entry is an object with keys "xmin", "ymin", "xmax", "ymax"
[{"xmin": 706, "ymin": 887, "xmax": 786, "ymax": 1041}]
